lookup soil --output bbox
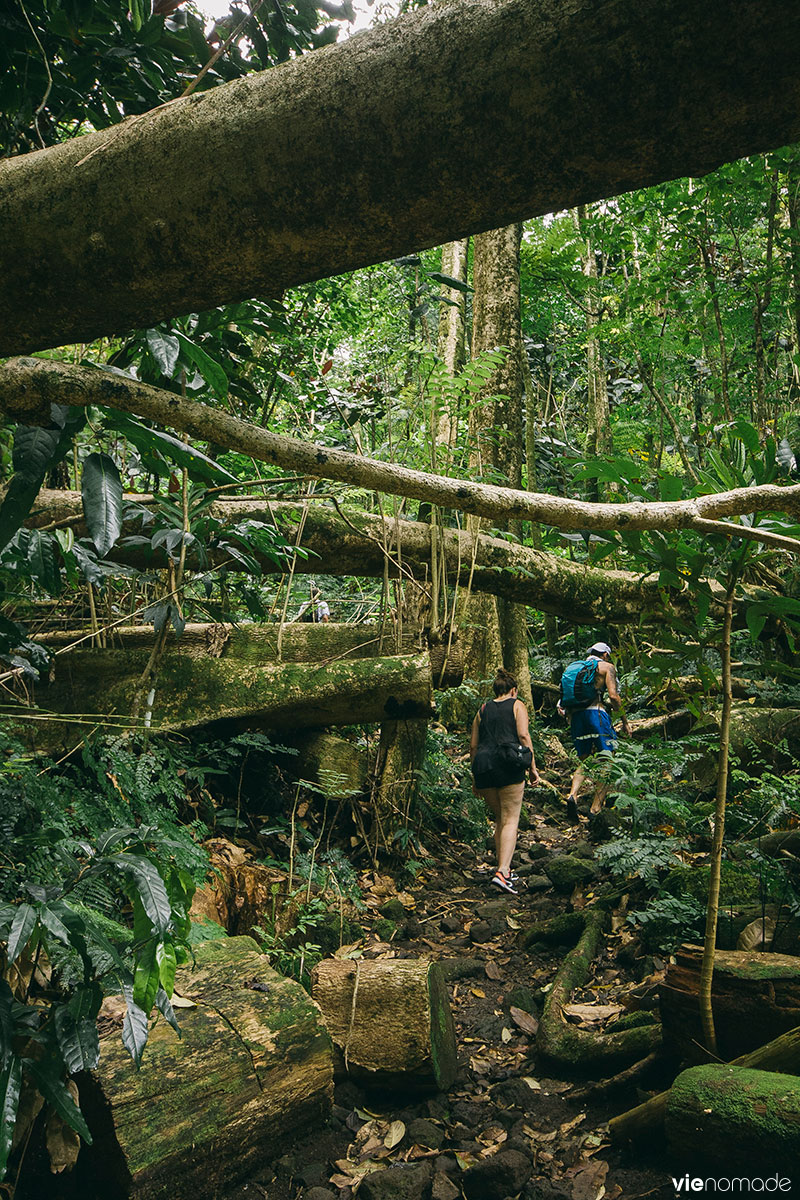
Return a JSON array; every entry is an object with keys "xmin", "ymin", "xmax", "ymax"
[{"xmin": 226, "ymin": 800, "xmax": 677, "ymax": 1200}]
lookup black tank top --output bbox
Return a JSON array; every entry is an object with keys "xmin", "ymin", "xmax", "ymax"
[{"xmin": 477, "ymin": 696, "xmax": 526, "ymax": 786}]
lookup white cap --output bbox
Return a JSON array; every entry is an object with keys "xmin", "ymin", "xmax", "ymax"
[{"xmin": 588, "ymin": 642, "xmax": 612, "ymax": 656}]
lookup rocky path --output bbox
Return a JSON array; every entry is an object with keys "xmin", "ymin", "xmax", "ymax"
[{"xmin": 237, "ymin": 802, "xmax": 674, "ymax": 1200}]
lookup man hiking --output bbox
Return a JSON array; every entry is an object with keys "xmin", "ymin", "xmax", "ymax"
[{"xmin": 558, "ymin": 641, "xmax": 630, "ymax": 822}]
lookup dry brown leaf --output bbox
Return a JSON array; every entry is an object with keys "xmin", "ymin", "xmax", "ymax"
[
  {"xmin": 45, "ymin": 1082, "xmax": 81, "ymax": 1175},
  {"xmin": 521, "ymin": 1077, "xmax": 542, "ymax": 1090},
  {"xmin": 563, "ymin": 1003, "xmax": 623, "ymax": 1024},
  {"xmin": 509, "ymin": 1007, "xmax": 539, "ymax": 1035},
  {"xmin": 505, "ymin": 916, "xmax": 521, "ymax": 930},
  {"xmin": 501, "ymin": 1027, "xmax": 513, "ymax": 1043},
  {"xmin": 470, "ymin": 988, "xmax": 486, "ymax": 998},
  {"xmin": 484, "ymin": 961, "xmax": 503, "ymax": 980},
  {"xmin": 570, "ymin": 1158, "xmax": 609, "ymax": 1200},
  {"xmin": 170, "ymin": 994, "xmax": 197, "ymax": 1009},
  {"xmin": 384, "ymin": 1120, "xmax": 405, "ymax": 1149},
  {"xmin": 469, "ymin": 1057, "xmax": 492, "ymax": 1075},
  {"xmin": 559, "ymin": 1113, "xmax": 586, "ymax": 1135}
]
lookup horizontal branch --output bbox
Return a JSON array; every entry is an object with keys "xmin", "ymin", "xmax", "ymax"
[{"xmin": 3, "ymin": 358, "xmax": 800, "ymax": 538}]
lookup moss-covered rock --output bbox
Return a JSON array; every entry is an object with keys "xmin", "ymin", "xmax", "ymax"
[
  {"xmin": 543, "ymin": 855, "xmax": 598, "ymax": 893},
  {"xmin": 664, "ymin": 861, "xmax": 760, "ymax": 906},
  {"xmin": 373, "ymin": 918, "xmax": 400, "ymax": 942},
  {"xmin": 610, "ymin": 1011, "xmax": 659, "ymax": 1032},
  {"xmin": 504, "ymin": 985, "xmax": 538, "ymax": 1015},
  {"xmin": 379, "ymin": 899, "xmax": 407, "ymax": 922}
]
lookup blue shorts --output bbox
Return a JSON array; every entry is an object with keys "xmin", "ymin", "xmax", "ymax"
[{"xmin": 570, "ymin": 708, "xmax": 617, "ymax": 760}]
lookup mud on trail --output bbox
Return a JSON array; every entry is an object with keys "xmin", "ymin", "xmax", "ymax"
[{"xmin": 231, "ymin": 804, "xmax": 675, "ymax": 1200}]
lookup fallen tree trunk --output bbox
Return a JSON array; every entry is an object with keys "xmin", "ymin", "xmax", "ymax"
[
  {"xmin": 537, "ymin": 909, "xmax": 662, "ymax": 1073},
  {"xmin": 608, "ymin": 1025, "xmax": 800, "ymax": 1146},
  {"xmin": 665, "ymin": 1064, "xmax": 800, "ymax": 1171},
  {"xmin": 311, "ymin": 957, "xmax": 457, "ymax": 1092},
  {"xmin": 22, "ymin": 490, "xmax": 781, "ymax": 628},
  {"xmin": 15, "ymin": 643, "xmax": 434, "ymax": 751},
  {"xmin": 77, "ymin": 936, "xmax": 333, "ymax": 1200},
  {"xmin": 660, "ymin": 945, "xmax": 800, "ymax": 1063},
  {"xmin": 4, "ymin": 1, "xmax": 800, "ymax": 355}
]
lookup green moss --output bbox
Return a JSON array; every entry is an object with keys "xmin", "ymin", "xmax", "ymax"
[
  {"xmin": 663, "ymin": 861, "xmax": 760, "ymax": 906},
  {"xmin": 611, "ymin": 1011, "xmax": 659, "ymax": 1032},
  {"xmin": 373, "ymin": 918, "xmax": 398, "ymax": 941}
]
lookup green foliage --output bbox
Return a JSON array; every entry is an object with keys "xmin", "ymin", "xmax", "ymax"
[
  {"xmin": 627, "ymin": 894, "xmax": 707, "ymax": 952},
  {"xmin": 595, "ymin": 834, "xmax": 688, "ymax": 889},
  {"xmin": 414, "ymin": 728, "xmax": 487, "ymax": 847}
]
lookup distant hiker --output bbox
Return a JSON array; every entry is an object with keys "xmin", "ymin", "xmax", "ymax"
[
  {"xmin": 558, "ymin": 642, "xmax": 630, "ymax": 822},
  {"xmin": 297, "ymin": 583, "xmax": 330, "ymax": 623},
  {"xmin": 470, "ymin": 667, "xmax": 541, "ymax": 895}
]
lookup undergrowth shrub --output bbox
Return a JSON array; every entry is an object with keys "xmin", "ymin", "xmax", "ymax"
[{"xmin": 0, "ymin": 731, "xmax": 209, "ymax": 1185}]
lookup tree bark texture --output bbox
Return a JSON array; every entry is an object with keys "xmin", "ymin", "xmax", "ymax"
[
  {"xmin": 436, "ymin": 239, "xmax": 469, "ymax": 455},
  {"xmin": 311, "ymin": 958, "xmax": 457, "ymax": 1091},
  {"xmin": 3, "ymin": 1, "xmax": 800, "ymax": 353},
  {"xmin": 464, "ymin": 224, "xmax": 532, "ymax": 692},
  {"xmin": 608, "ymin": 1025, "xmax": 800, "ymax": 1146},
  {"xmin": 573, "ymin": 204, "xmax": 612, "ymax": 463},
  {"xmin": 78, "ymin": 936, "xmax": 333, "ymax": 1200},
  {"xmin": 19, "ymin": 641, "xmax": 434, "ymax": 751},
  {"xmin": 665, "ymin": 1065, "xmax": 800, "ymax": 1172},
  {"xmin": 370, "ymin": 717, "xmax": 429, "ymax": 852},
  {"xmin": 6, "ymin": 359, "xmax": 800, "ymax": 533},
  {"xmin": 660, "ymin": 945, "xmax": 800, "ymax": 1064}
]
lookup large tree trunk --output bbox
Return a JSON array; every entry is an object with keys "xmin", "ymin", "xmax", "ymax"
[
  {"xmin": 665, "ymin": 1065, "xmax": 800, "ymax": 1172},
  {"xmin": 77, "ymin": 937, "xmax": 333, "ymax": 1200},
  {"xmin": 436, "ymin": 239, "xmax": 469, "ymax": 457},
  {"xmin": 573, "ymin": 204, "xmax": 612, "ymax": 467},
  {"xmin": 6, "ymin": 360, "xmax": 800, "ymax": 538},
  {"xmin": 464, "ymin": 223, "xmax": 532, "ymax": 699},
  {"xmin": 311, "ymin": 958, "xmax": 457, "ymax": 1092},
  {"xmin": 2, "ymin": 1, "xmax": 800, "ymax": 354}
]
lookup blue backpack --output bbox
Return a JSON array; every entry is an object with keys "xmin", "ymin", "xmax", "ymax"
[{"xmin": 560, "ymin": 658, "xmax": 600, "ymax": 711}]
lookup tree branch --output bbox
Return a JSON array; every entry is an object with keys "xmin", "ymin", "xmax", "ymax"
[{"xmin": 2, "ymin": 357, "xmax": 799, "ymax": 538}]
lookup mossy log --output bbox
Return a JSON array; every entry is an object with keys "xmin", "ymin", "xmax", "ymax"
[
  {"xmin": 537, "ymin": 910, "xmax": 662, "ymax": 1074},
  {"xmin": 311, "ymin": 958, "xmax": 457, "ymax": 1092},
  {"xmin": 36, "ymin": 621, "xmax": 423, "ymax": 660},
  {"xmin": 17, "ymin": 637, "xmax": 434, "ymax": 752},
  {"xmin": 660, "ymin": 944, "xmax": 800, "ymax": 1063},
  {"xmin": 665, "ymin": 1064, "xmax": 800, "ymax": 1171},
  {"xmin": 608, "ymin": 1025, "xmax": 800, "ymax": 1146},
  {"xmin": 78, "ymin": 937, "xmax": 333, "ymax": 1200}
]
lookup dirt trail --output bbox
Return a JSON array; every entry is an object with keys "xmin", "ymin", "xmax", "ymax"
[{"xmin": 237, "ymin": 804, "xmax": 675, "ymax": 1200}]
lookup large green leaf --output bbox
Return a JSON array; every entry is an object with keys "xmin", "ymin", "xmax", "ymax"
[
  {"xmin": 102, "ymin": 410, "xmax": 237, "ymax": 483},
  {"xmin": 176, "ymin": 332, "xmax": 229, "ymax": 399},
  {"xmin": 7, "ymin": 904, "xmax": 37, "ymax": 965},
  {"xmin": 113, "ymin": 856, "xmax": 171, "ymax": 936},
  {"xmin": 155, "ymin": 939, "xmax": 177, "ymax": 996},
  {"xmin": 81, "ymin": 452, "xmax": 123, "ymax": 557},
  {"xmin": 0, "ymin": 1056, "xmax": 22, "ymax": 1180},
  {"xmin": 132, "ymin": 940, "xmax": 160, "ymax": 1015},
  {"xmin": 24, "ymin": 1059, "xmax": 92, "ymax": 1144},
  {"xmin": 54, "ymin": 1006, "xmax": 100, "ymax": 1074},
  {"xmin": 120, "ymin": 984, "xmax": 149, "ymax": 1068},
  {"xmin": 145, "ymin": 327, "xmax": 180, "ymax": 377}
]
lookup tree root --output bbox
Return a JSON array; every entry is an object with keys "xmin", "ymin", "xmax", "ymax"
[{"xmin": 536, "ymin": 909, "xmax": 662, "ymax": 1075}]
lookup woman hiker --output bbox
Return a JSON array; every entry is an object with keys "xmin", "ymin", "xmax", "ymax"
[{"xmin": 470, "ymin": 667, "xmax": 540, "ymax": 895}]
